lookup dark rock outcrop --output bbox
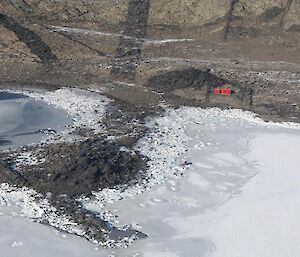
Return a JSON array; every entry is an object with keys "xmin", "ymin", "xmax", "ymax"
[{"xmin": 1, "ymin": 139, "xmax": 147, "ymax": 197}]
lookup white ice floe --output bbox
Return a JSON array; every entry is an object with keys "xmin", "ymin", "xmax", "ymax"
[{"xmin": 11, "ymin": 241, "xmax": 24, "ymax": 248}]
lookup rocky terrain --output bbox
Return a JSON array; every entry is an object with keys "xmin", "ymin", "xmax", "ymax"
[
  {"xmin": 0, "ymin": 0, "xmax": 299, "ymax": 121},
  {"xmin": 0, "ymin": 0, "xmax": 299, "ymax": 246}
]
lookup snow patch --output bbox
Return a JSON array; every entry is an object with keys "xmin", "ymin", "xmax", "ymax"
[
  {"xmin": 12, "ymin": 150, "xmax": 45, "ymax": 170},
  {"xmin": 24, "ymin": 88, "xmax": 110, "ymax": 134},
  {"xmin": 0, "ymin": 183, "xmax": 85, "ymax": 236},
  {"xmin": 48, "ymin": 25, "xmax": 194, "ymax": 45}
]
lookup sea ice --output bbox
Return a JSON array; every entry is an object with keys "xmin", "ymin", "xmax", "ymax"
[{"xmin": 0, "ymin": 106, "xmax": 299, "ymax": 257}]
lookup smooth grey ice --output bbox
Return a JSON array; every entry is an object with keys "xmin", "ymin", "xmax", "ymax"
[{"xmin": 0, "ymin": 91, "xmax": 72, "ymax": 150}]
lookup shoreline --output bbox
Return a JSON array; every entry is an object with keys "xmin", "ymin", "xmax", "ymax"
[
  {"xmin": 0, "ymin": 87, "xmax": 299, "ymax": 243},
  {"xmin": 0, "ymin": 104, "xmax": 299, "ymax": 255}
]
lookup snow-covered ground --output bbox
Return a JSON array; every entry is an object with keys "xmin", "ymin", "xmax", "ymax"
[{"xmin": 0, "ymin": 107, "xmax": 299, "ymax": 256}]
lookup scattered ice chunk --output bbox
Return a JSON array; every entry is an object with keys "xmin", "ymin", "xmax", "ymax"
[{"xmin": 11, "ymin": 241, "xmax": 24, "ymax": 248}]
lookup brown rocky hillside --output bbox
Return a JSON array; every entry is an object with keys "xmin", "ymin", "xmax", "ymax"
[{"xmin": 0, "ymin": 0, "xmax": 299, "ymax": 122}]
